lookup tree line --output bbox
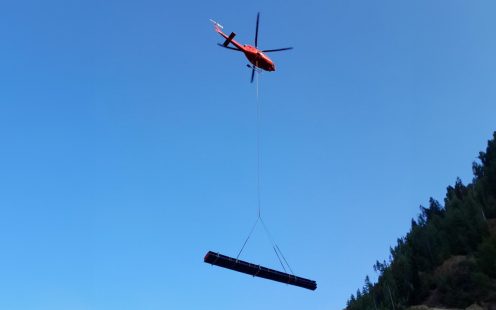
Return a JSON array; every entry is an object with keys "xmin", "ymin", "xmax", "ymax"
[{"xmin": 345, "ymin": 132, "xmax": 496, "ymax": 309}]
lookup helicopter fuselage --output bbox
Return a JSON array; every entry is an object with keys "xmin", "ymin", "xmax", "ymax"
[
  {"xmin": 214, "ymin": 26, "xmax": 275, "ymax": 72},
  {"xmin": 242, "ymin": 45, "xmax": 275, "ymax": 71}
]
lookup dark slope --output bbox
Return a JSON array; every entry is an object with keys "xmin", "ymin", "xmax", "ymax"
[{"xmin": 345, "ymin": 132, "xmax": 496, "ymax": 310}]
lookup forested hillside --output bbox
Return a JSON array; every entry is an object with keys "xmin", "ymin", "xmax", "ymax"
[{"xmin": 345, "ymin": 132, "xmax": 496, "ymax": 310}]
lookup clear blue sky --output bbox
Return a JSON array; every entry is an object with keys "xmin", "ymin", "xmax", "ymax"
[{"xmin": 1, "ymin": 1, "xmax": 495, "ymax": 309}]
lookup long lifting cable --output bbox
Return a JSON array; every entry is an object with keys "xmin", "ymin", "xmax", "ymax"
[
  {"xmin": 256, "ymin": 69, "xmax": 261, "ymax": 218},
  {"xmin": 256, "ymin": 73, "xmax": 285, "ymax": 274},
  {"xmin": 236, "ymin": 70, "xmax": 294, "ymax": 275},
  {"xmin": 236, "ymin": 70, "xmax": 261, "ymax": 260}
]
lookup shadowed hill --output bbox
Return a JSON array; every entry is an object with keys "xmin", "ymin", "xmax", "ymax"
[{"xmin": 345, "ymin": 132, "xmax": 496, "ymax": 310}]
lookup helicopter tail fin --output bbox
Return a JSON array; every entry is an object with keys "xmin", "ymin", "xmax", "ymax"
[
  {"xmin": 223, "ymin": 32, "xmax": 236, "ymax": 47},
  {"xmin": 210, "ymin": 19, "xmax": 225, "ymax": 35},
  {"xmin": 210, "ymin": 19, "xmax": 223, "ymax": 29}
]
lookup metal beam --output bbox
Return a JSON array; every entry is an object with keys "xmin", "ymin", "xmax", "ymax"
[{"xmin": 204, "ymin": 251, "xmax": 317, "ymax": 291}]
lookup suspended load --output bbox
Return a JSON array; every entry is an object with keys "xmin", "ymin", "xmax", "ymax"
[{"xmin": 204, "ymin": 251, "xmax": 317, "ymax": 291}]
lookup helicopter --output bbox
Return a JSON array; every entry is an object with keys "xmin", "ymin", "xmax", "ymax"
[{"xmin": 210, "ymin": 13, "xmax": 293, "ymax": 83}]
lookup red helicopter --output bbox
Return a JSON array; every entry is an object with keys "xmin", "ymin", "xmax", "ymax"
[{"xmin": 211, "ymin": 13, "xmax": 293, "ymax": 83}]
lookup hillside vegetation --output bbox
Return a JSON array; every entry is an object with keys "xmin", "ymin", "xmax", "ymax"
[{"xmin": 345, "ymin": 132, "xmax": 496, "ymax": 310}]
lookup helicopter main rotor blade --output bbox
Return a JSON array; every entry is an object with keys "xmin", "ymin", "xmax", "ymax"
[
  {"xmin": 254, "ymin": 12, "xmax": 260, "ymax": 48},
  {"xmin": 217, "ymin": 43, "xmax": 243, "ymax": 51},
  {"xmin": 262, "ymin": 47, "xmax": 293, "ymax": 52},
  {"xmin": 250, "ymin": 67, "xmax": 255, "ymax": 83}
]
